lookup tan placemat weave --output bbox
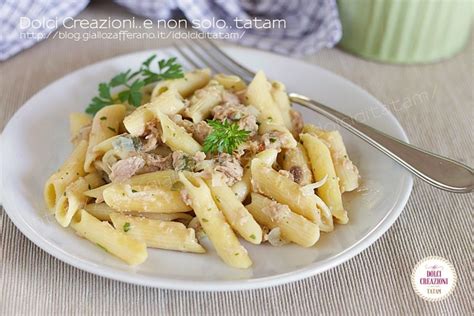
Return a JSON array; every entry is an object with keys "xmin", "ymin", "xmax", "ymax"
[{"xmin": 1, "ymin": 2, "xmax": 472, "ymax": 315}]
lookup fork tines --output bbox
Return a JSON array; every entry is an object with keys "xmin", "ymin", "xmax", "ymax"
[{"xmin": 173, "ymin": 39, "xmax": 254, "ymax": 82}]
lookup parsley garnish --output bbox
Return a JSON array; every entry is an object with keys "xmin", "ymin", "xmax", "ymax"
[
  {"xmin": 123, "ymin": 222, "xmax": 131, "ymax": 232},
  {"xmin": 85, "ymin": 55, "xmax": 184, "ymax": 115},
  {"xmin": 203, "ymin": 120, "xmax": 250, "ymax": 154}
]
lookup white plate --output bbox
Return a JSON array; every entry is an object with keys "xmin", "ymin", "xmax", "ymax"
[{"xmin": 0, "ymin": 47, "xmax": 412, "ymax": 291}]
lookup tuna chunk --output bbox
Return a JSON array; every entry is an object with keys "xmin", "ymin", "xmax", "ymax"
[
  {"xmin": 212, "ymin": 104, "xmax": 259, "ymax": 136},
  {"xmin": 193, "ymin": 121, "xmax": 211, "ymax": 144},
  {"xmin": 214, "ymin": 153, "xmax": 244, "ymax": 186},
  {"xmin": 290, "ymin": 109, "xmax": 304, "ymax": 138},
  {"xmin": 110, "ymin": 156, "xmax": 145, "ymax": 183},
  {"xmin": 140, "ymin": 153, "xmax": 172, "ymax": 172},
  {"xmin": 261, "ymin": 131, "xmax": 295, "ymax": 151}
]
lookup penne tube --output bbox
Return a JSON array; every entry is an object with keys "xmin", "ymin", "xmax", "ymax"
[
  {"xmin": 70, "ymin": 209, "xmax": 147, "ymax": 265},
  {"xmin": 69, "ymin": 112, "xmax": 92, "ymax": 146},
  {"xmin": 151, "ymin": 69, "xmax": 211, "ymax": 100},
  {"xmin": 270, "ymin": 81, "xmax": 292, "ymax": 130},
  {"xmin": 103, "ymin": 183, "xmax": 191, "ymax": 213},
  {"xmin": 84, "ymin": 202, "xmax": 194, "ymax": 223},
  {"xmin": 44, "ymin": 140, "xmax": 88, "ymax": 211},
  {"xmin": 110, "ymin": 213, "xmax": 205, "ymax": 253},
  {"xmin": 303, "ymin": 124, "xmax": 359, "ymax": 193},
  {"xmin": 84, "ymin": 202, "xmax": 117, "ymax": 221},
  {"xmin": 245, "ymin": 70, "xmax": 285, "ymax": 126},
  {"xmin": 84, "ymin": 104, "xmax": 126, "ymax": 172},
  {"xmin": 124, "ymin": 88, "xmax": 185, "ymax": 136},
  {"xmin": 55, "ymin": 173, "xmax": 104, "ymax": 227},
  {"xmin": 122, "ymin": 106, "xmax": 155, "ymax": 136},
  {"xmin": 206, "ymin": 180, "xmax": 262, "ymax": 244},
  {"xmin": 185, "ymin": 80, "xmax": 224, "ymax": 123},
  {"xmin": 213, "ymin": 74, "xmax": 246, "ymax": 91},
  {"xmin": 179, "ymin": 172, "xmax": 252, "ymax": 268},
  {"xmin": 156, "ymin": 111, "xmax": 202, "ymax": 155},
  {"xmin": 84, "ymin": 170, "xmax": 179, "ymax": 200},
  {"xmin": 300, "ymin": 133, "xmax": 348, "ymax": 224},
  {"xmin": 125, "ymin": 212, "xmax": 194, "ymax": 223},
  {"xmin": 243, "ymin": 71, "xmax": 297, "ymax": 149},
  {"xmin": 247, "ymin": 193, "xmax": 319, "ymax": 247},
  {"xmin": 279, "ymin": 143, "xmax": 313, "ymax": 185},
  {"xmin": 91, "ymin": 134, "xmax": 126, "ymax": 157},
  {"xmin": 250, "ymin": 158, "xmax": 320, "ymax": 223},
  {"xmin": 232, "ymin": 149, "xmax": 278, "ymax": 201},
  {"xmin": 148, "ymin": 88, "xmax": 186, "ymax": 116},
  {"xmin": 70, "ymin": 112, "xmax": 92, "ymax": 136}
]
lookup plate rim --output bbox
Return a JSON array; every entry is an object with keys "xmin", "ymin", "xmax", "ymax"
[{"xmin": 1, "ymin": 46, "xmax": 413, "ymax": 291}]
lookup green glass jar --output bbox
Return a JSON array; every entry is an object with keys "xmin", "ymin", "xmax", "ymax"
[{"xmin": 337, "ymin": 0, "xmax": 472, "ymax": 64}]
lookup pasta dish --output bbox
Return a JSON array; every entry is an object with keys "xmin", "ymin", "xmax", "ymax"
[{"xmin": 44, "ymin": 55, "xmax": 360, "ymax": 268}]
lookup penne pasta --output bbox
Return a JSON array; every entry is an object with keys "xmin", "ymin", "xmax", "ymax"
[
  {"xmin": 151, "ymin": 69, "xmax": 211, "ymax": 99},
  {"xmin": 84, "ymin": 104, "xmax": 126, "ymax": 172},
  {"xmin": 70, "ymin": 209, "xmax": 147, "ymax": 265},
  {"xmin": 179, "ymin": 172, "xmax": 252, "ymax": 268},
  {"xmin": 46, "ymin": 63, "xmax": 360, "ymax": 268},
  {"xmin": 44, "ymin": 140, "xmax": 88, "ymax": 211},
  {"xmin": 156, "ymin": 110, "xmax": 202, "ymax": 155},
  {"xmin": 55, "ymin": 173, "xmax": 104, "ymax": 227},
  {"xmin": 206, "ymin": 180, "xmax": 263, "ymax": 244},
  {"xmin": 103, "ymin": 183, "xmax": 191, "ymax": 213},
  {"xmin": 245, "ymin": 71, "xmax": 296, "ymax": 149},
  {"xmin": 91, "ymin": 134, "xmax": 126, "ymax": 157},
  {"xmin": 69, "ymin": 112, "xmax": 92, "ymax": 146},
  {"xmin": 232, "ymin": 149, "xmax": 278, "ymax": 201},
  {"xmin": 270, "ymin": 81, "xmax": 292, "ymax": 130},
  {"xmin": 279, "ymin": 143, "xmax": 313, "ymax": 185},
  {"xmin": 110, "ymin": 213, "xmax": 205, "ymax": 253},
  {"xmin": 148, "ymin": 87, "xmax": 186, "ymax": 116},
  {"xmin": 300, "ymin": 133, "xmax": 348, "ymax": 224},
  {"xmin": 70, "ymin": 112, "xmax": 92, "ymax": 136},
  {"xmin": 84, "ymin": 170, "xmax": 179, "ymax": 200},
  {"xmin": 185, "ymin": 80, "xmax": 224, "ymax": 123},
  {"xmin": 213, "ymin": 74, "xmax": 246, "ymax": 91},
  {"xmin": 303, "ymin": 124, "xmax": 359, "ymax": 193},
  {"xmin": 247, "ymin": 193, "xmax": 319, "ymax": 247},
  {"xmin": 84, "ymin": 202, "xmax": 194, "ymax": 223},
  {"xmin": 124, "ymin": 88, "xmax": 185, "ymax": 136},
  {"xmin": 250, "ymin": 158, "xmax": 320, "ymax": 223},
  {"xmin": 84, "ymin": 202, "xmax": 117, "ymax": 221},
  {"xmin": 245, "ymin": 70, "xmax": 285, "ymax": 126}
]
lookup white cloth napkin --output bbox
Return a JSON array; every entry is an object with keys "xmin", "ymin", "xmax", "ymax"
[{"xmin": 0, "ymin": 0, "xmax": 341, "ymax": 61}]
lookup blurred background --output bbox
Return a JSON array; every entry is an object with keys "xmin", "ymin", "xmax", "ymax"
[{"xmin": 1, "ymin": 0, "xmax": 472, "ymax": 63}]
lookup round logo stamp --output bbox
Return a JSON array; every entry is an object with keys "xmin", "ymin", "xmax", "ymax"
[{"xmin": 411, "ymin": 256, "xmax": 457, "ymax": 301}]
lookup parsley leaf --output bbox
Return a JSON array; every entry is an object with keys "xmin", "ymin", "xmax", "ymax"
[
  {"xmin": 123, "ymin": 222, "xmax": 131, "ymax": 232},
  {"xmin": 85, "ymin": 56, "xmax": 184, "ymax": 115},
  {"xmin": 203, "ymin": 120, "xmax": 250, "ymax": 154}
]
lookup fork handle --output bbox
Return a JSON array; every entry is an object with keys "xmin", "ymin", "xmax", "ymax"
[{"xmin": 289, "ymin": 93, "xmax": 474, "ymax": 193}]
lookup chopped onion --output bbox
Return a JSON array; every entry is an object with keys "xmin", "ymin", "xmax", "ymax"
[
  {"xmin": 267, "ymin": 227, "xmax": 289, "ymax": 247},
  {"xmin": 313, "ymin": 194, "xmax": 334, "ymax": 232},
  {"xmin": 300, "ymin": 175, "xmax": 328, "ymax": 196}
]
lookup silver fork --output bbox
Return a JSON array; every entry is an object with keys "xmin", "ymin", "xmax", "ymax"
[{"xmin": 173, "ymin": 40, "xmax": 474, "ymax": 193}]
